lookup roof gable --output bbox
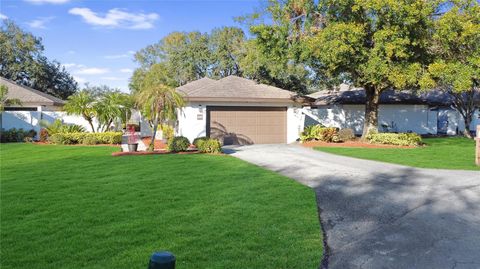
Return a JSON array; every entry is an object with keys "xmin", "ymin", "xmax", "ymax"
[
  {"xmin": 0, "ymin": 77, "xmax": 65, "ymax": 106},
  {"xmin": 178, "ymin": 75, "xmax": 296, "ymax": 101}
]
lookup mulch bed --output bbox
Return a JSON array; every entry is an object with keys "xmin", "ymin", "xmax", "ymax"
[
  {"xmin": 33, "ymin": 142, "xmax": 121, "ymax": 147},
  {"xmin": 112, "ymin": 150, "xmax": 200, "ymax": 157},
  {"xmin": 141, "ymin": 137, "xmax": 167, "ymax": 150},
  {"xmin": 302, "ymin": 140, "xmax": 416, "ymax": 149}
]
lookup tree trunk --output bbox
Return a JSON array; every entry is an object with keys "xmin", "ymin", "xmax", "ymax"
[
  {"xmin": 150, "ymin": 118, "xmax": 159, "ymax": 152},
  {"xmin": 462, "ymin": 113, "xmax": 473, "ymax": 138},
  {"xmin": 362, "ymin": 86, "xmax": 380, "ymax": 138},
  {"xmin": 88, "ymin": 120, "xmax": 96, "ymax": 133}
]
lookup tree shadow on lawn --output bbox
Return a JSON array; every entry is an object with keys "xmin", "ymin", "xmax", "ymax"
[{"xmin": 272, "ymin": 164, "xmax": 480, "ymax": 269}]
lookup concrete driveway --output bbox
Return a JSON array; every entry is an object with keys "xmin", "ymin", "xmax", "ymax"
[{"xmin": 228, "ymin": 144, "xmax": 480, "ymax": 269}]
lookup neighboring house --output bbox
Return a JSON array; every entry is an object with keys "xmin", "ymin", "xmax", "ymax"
[
  {"xmin": 175, "ymin": 76, "xmax": 308, "ymax": 145},
  {"xmin": 307, "ymin": 88, "xmax": 480, "ymax": 135},
  {"xmin": 1, "ymin": 76, "xmax": 65, "ymax": 111},
  {"xmin": 0, "ymin": 76, "xmax": 95, "ymax": 135}
]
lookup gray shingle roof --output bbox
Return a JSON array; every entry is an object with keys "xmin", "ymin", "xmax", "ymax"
[
  {"xmin": 311, "ymin": 88, "xmax": 468, "ymax": 107},
  {"xmin": 0, "ymin": 77, "xmax": 65, "ymax": 106},
  {"xmin": 177, "ymin": 75, "xmax": 297, "ymax": 102}
]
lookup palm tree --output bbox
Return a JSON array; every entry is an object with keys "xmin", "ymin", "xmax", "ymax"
[
  {"xmin": 0, "ymin": 85, "xmax": 22, "ymax": 132},
  {"xmin": 135, "ymin": 64, "xmax": 185, "ymax": 151},
  {"xmin": 63, "ymin": 90, "xmax": 96, "ymax": 132},
  {"xmin": 95, "ymin": 92, "xmax": 133, "ymax": 132}
]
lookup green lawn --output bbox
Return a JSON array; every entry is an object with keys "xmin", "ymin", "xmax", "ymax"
[
  {"xmin": 0, "ymin": 144, "xmax": 323, "ymax": 269},
  {"xmin": 316, "ymin": 137, "xmax": 479, "ymax": 170}
]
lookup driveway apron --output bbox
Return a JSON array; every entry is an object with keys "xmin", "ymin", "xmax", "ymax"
[{"xmin": 228, "ymin": 144, "xmax": 480, "ymax": 269}]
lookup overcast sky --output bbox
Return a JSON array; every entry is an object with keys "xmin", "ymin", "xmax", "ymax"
[{"xmin": 0, "ymin": 0, "xmax": 257, "ymax": 92}]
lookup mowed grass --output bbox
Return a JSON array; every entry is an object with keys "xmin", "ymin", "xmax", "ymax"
[
  {"xmin": 316, "ymin": 137, "xmax": 479, "ymax": 170},
  {"xmin": 0, "ymin": 144, "xmax": 323, "ymax": 269}
]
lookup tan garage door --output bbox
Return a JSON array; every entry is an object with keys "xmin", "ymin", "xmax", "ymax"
[{"xmin": 207, "ymin": 106, "xmax": 287, "ymax": 145}]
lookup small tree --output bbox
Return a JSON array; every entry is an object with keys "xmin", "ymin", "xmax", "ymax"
[
  {"xmin": 63, "ymin": 90, "xmax": 96, "ymax": 132},
  {"xmin": 95, "ymin": 91, "xmax": 133, "ymax": 132},
  {"xmin": 135, "ymin": 63, "xmax": 185, "ymax": 151},
  {"xmin": 420, "ymin": 0, "xmax": 480, "ymax": 138},
  {"xmin": 0, "ymin": 85, "xmax": 22, "ymax": 132}
]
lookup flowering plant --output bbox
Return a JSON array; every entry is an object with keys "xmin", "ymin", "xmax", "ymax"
[{"xmin": 127, "ymin": 125, "xmax": 138, "ymax": 144}]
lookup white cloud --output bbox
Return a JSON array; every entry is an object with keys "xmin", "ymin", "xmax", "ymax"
[
  {"xmin": 75, "ymin": 67, "xmax": 109, "ymax": 75},
  {"xmin": 63, "ymin": 63, "xmax": 109, "ymax": 75},
  {"xmin": 73, "ymin": 76, "xmax": 86, "ymax": 84},
  {"xmin": 25, "ymin": 0, "xmax": 70, "ymax": 4},
  {"xmin": 119, "ymin": 68, "xmax": 133, "ymax": 73},
  {"xmin": 67, "ymin": 50, "xmax": 76, "ymax": 54},
  {"xmin": 69, "ymin": 7, "xmax": 159, "ymax": 29},
  {"xmin": 0, "ymin": 13, "xmax": 8, "ymax": 20},
  {"xmin": 27, "ymin": 17, "xmax": 54, "ymax": 29}
]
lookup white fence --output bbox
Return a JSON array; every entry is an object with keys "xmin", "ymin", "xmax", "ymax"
[{"xmin": 1, "ymin": 111, "xmax": 98, "ymax": 139}]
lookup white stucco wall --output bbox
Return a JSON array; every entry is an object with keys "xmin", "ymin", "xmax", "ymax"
[
  {"xmin": 177, "ymin": 102, "xmax": 304, "ymax": 144},
  {"xmin": 445, "ymin": 109, "xmax": 480, "ymax": 135},
  {"xmin": 306, "ymin": 104, "xmax": 438, "ymax": 135},
  {"xmin": 2, "ymin": 109, "xmax": 100, "ymax": 139}
]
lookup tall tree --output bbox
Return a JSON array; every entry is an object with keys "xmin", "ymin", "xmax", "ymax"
[
  {"xmin": 307, "ymin": 0, "xmax": 437, "ymax": 137},
  {"xmin": 134, "ymin": 31, "xmax": 211, "ymax": 86},
  {"xmin": 420, "ymin": 0, "xmax": 480, "ymax": 138},
  {"xmin": 210, "ymin": 27, "xmax": 245, "ymax": 78},
  {"xmin": 0, "ymin": 20, "xmax": 77, "ymax": 99},
  {"xmin": 135, "ymin": 63, "xmax": 185, "ymax": 151},
  {"xmin": 238, "ymin": 0, "xmax": 317, "ymax": 94}
]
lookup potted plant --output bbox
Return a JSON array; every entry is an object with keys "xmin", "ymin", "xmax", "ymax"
[{"xmin": 127, "ymin": 125, "xmax": 138, "ymax": 152}]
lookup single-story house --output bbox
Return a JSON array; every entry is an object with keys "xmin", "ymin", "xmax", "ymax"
[
  {"xmin": 0, "ymin": 76, "xmax": 65, "ymax": 111},
  {"xmin": 0, "ymin": 76, "xmax": 96, "ymax": 135},
  {"xmin": 307, "ymin": 87, "xmax": 480, "ymax": 135},
  {"xmin": 175, "ymin": 75, "xmax": 308, "ymax": 145}
]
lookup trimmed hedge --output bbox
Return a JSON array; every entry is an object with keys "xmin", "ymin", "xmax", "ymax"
[
  {"xmin": 1, "ymin": 128, "xmax": 37, "ymax": 143},
  {"xmin": 366, "ymin": 132, "xmax": 422, "ymax": 146},
  {"xmin": 197, "ymin": 138, "xmax": 222, "ymax": 154},
  {"xmin": 168, "ymin": 136, "xmax": 190, "ymax": 152},
  {"xmin": 48, "ymin": 132, "xmax": 122, "ymax": 145}
]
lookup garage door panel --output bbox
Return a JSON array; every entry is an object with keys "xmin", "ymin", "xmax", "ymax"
[{"xmin": 207, "ymin": 106, "xmax": 287, "ymax": 145}]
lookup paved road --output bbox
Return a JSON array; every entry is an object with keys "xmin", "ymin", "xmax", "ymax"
[{"xmin": 228, "ymin": 144, "xmax": 480, "ymax": 269}]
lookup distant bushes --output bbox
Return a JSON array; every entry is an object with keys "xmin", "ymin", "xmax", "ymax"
[
  {"xmin": 48, "ymin": 132, "xmax": 122, "ymax": 145},
  {"xmin": 300, "ymin": 125, "xmax": 339, "ymax": 142},
  {"xmin": 1, "ymin": 128, "xmax": 37, "ymax": 143},
  {"xmin": 366, "ymin": 132, "xmax": 422, "ymax": 146}
]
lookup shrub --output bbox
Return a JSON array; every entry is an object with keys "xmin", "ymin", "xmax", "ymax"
[
  {"xmin": 39, "ymin": 128, "xmax": 48, "ymax": 142},
  {"xmin": 48, "ymin": 132, "xmax": 122, "ymax": 145},
  {"xmin": 300, "ymin": 125, "xmax": 338, "ymax": 142},
  {"xmin": 161, "ymin": 124, "xmax": 174, "ymax": 141},
  {"xmin": 40, "ymin": 119, "xmax": 86, "ymax": 135},
  {"xmin": 81, "ymin": 135, "xmax": 98, "ymax": 145},
  {"xmin": 48, "ymin": 133, "xmax": 70, "ymax": 145},
  {"xmin": 193, "ymin": 136, "xmax": 208, "ymax": 148},
  {"xmin": 62, "ymin": 124, "xmax": 86, "ymax": 133},
  {"xmin": 198, "ymin": 138, "xmax": 222, "ymax": 153},
  {"xmin": 1, "ymin": 128, "xmax": 36, "ymax": 143},
  {"xmin": 338, "ymin": 128, "xmax": 355, "ymax": 141},
  {"xmin": 366, "ymin": 132, "xmax": 422, "ymax": 146},
  {"xmin": 168, "ymin": 136, "xmax": 190, "ymax": 152}
]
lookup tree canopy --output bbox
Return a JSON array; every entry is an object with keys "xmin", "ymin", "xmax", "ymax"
[
  {"xmin": 0, "ymin": 20, "xmax": 77, "ymax": 99},
  {"xmin": 420, "ymin": 0, "xmax": 480, "ymax": 137}
]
